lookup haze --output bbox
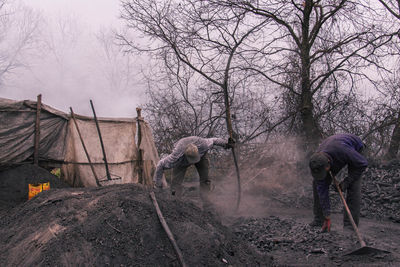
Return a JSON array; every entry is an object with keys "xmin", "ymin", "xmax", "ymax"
[{"xmin": 0, "ymin": 0, "xmax": 146, "ymax": 117}]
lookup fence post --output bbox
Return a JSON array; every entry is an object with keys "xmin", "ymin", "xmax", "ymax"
[
  {"xmin": 34, "ymin": 94, "xmax": 42, "ymax": 165},
  {"xmin": 136, "ymin": 107, "xmax": 144, "ymax": 184}
]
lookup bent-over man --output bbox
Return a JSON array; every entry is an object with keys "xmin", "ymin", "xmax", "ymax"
[
  {"xmin": 309, "ymin": 133, "xmax": 368, "ymax": 232},
  {"xmin": 153, "ymin": 136, "xmax": 233, "ymax": 212}
]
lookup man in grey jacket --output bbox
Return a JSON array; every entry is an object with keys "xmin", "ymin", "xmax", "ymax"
[{"xmin": 153, "ymin": 136, "xmax": 233, "ymax": 211}]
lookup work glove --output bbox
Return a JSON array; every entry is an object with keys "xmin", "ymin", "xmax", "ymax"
[
  {"xmin": 321, "ymin": 217, "xmax": 331, "ymax": 233},
  {"xmin": 224, "ymin": 137, "xmax": 235, "ymax": 149}
]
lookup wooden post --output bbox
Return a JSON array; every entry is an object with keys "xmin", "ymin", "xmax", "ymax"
[
  {"xmin": 136, "ymin": 107, "xmax": 144, "ymax": 184},
  {"xmin": 33, "ymin": 94, "xmax": 42, "ymax": 165},
  {"xmin": 136, "ymin": 107, "xmax": 143, "ymax": 146}
]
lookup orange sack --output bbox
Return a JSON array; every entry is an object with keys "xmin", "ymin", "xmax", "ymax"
[
  {"xmin": 28, "ymin": 183, "xmax": 43, "ymax": 200},
  {"xmin": 42, "ymin": 182, "xmax": 50, "ymax": 191}
]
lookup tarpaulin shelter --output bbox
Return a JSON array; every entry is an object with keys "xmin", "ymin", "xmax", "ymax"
[{"xmin": 0, "ymin": 97, "xmax": 161, "ymax": 187}]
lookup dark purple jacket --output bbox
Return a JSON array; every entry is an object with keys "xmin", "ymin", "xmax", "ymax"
[{"xmin": 315, "ymin": 134, "xmax": 368, "ymax": 217}]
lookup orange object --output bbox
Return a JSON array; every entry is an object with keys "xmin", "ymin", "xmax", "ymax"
[
  {"xmin": 42, "ymin": 182, "xmax": 50, "ymax": 191},
  {"xmin": 28, "ymin": 183, "xmax": 43, "ymax": 200}
]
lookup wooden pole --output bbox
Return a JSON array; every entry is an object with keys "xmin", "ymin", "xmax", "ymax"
[
  {"xmin": 33, "ymin": 94, "xmax": 42, "ymax": 165},
  {"xmin": 330, "ymin": 171, "xmax": 366, "ymax": 247},
  {"xmin": 90, "ymin": 100, "xmax": 112, "ymax": 181},
  {"xmin": 70, "ymin": 107, "xmax": 101, "ymax": 187},
  {"xmin": 136, "ymin": 107, "xmax": 143, "ymax": 146},
  {"xmin": 149, "ymin": 192, "xmax": 187, "ymax": 267},
  {"xmin": 136, "ymin": 107, "xmax": 145, "ymax": 184},
  {"xmin": 222, "ymin": 83, "xmax": 241, "ymax": 211}
]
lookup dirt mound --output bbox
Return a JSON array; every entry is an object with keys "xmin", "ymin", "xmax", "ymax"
[
  {"xmin": 0, "ymin": 184, "xmax": 272, "ymax": 266},
  {"xmin": 0, "ymin": 164, "xmax": 70, "ymax": 210}
]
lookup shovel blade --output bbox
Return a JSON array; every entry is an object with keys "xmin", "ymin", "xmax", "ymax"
[{"xmin": 345, "ymin": 246, "xmax": 390, "ymax": 256}]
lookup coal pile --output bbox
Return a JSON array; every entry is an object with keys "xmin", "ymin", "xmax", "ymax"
[
  {"xmin": 0, "ymin": 184, "xmax": 272, "ymax": 266},
  {"xmin": 233, "ymin": 216, "xmax": 396, "ymax": 266},
  {"xmin": 0, "ymin": 164, "xmax": 70, "ymax": 211},
  {"xmin": 233, "ymin": 216, "xmax": 348, "ymax": 255},
  {"xmin": 361, "ymin": 162, "xmax": 400, "ymax": 223}
]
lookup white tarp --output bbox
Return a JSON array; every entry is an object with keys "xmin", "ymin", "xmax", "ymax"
[{"xmin": 1, "ymin": 97, "xmax": 161, "ymax": 187}]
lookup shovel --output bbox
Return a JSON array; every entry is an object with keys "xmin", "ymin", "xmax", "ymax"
[{"xmin": 330, "ymin": 171, "xmax": 390, "ymax": 256}]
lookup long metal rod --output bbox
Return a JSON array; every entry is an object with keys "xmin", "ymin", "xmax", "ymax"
[
  {"xmin": 70, "ymin": 107, "xmax": 101, "ymax": 187},
  {"xmin": 90, "ymin": 100, "xmax": 111, "ymax": 181},
  {"xmin": 149, "ymin": 192, "xmax": 187, "ymax": 267},
  {"xmin": 33, "ymin": 94, "xmax": 42, "ymax": 165},
  {"xmin": 330, "ymin": 171, "xmax": 366, "ymax": 247}
]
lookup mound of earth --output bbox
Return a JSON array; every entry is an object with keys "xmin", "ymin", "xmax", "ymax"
[
  {"xmin": 0, "ymin": 164, "xmax": 70, "ymax": 211},
  {"xmin": 0, "ymin": 183, "xmax": 272, "ymax": 266}
]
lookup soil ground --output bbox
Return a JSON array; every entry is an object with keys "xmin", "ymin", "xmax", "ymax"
[
  {"xmin": 1, "ymin": 164, "xmax": 400, "ymax": 266},
  {"xmin": 181, "ymin": 179, "xmax": 400, "ymax": 267}
]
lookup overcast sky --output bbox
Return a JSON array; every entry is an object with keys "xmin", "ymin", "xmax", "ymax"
[
  {"xmin": 24, "ymin": 0, "xmax": 121, "ymax": 29},
  {"xmin": 0, "ymin": 0, "xmax": 146, "ymax": 117}
]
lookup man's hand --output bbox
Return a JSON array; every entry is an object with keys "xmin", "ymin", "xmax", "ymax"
[{"xmin": 321, "ymin": 217, "xmax": 331, "ymax": 232}]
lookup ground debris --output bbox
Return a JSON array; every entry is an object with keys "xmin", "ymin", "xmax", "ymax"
[{"xmin": 232, "ymin": 215, "xmax": 398, "ymax": 266}]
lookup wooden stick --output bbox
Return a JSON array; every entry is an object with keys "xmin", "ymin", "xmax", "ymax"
[
  {"xmin": 149, "ymin": 191, "xmax": 187, "ymax": 267},
  {"xmin": 221, "ymin": 84, "xmax": 241, "ymax": 211},
  {"xmin": 136, "ymin": 108, "xmax": 144, "ymax": 184},
  {"xmin": 70, "ymin": 107, "xmax": 101, "ymax": 187},
  {"xmin": 330, "ymin": 171, "xmax": 366, "ymax": 247},
  {"xmin": 90, "ymin": 100, "xmax": 112, "ymax": 181},
  {"xmin": 34, "ymin": 94, "xmax": 42, "ymax": 165}
]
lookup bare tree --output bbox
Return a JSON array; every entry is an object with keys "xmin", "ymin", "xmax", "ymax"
[
  {"xmin": 213, "ymin": 0, "xmax": 397, "ymax": 151},
  {"xmin": 95, "ymin": 28, "xmax": 138, "ymax": 93},
  {"xmin": 0, "ymin": 1, "xmax": 42, "ymax": 84},
  {"xmin": 376, "ymin": 0, "xmax": 400, "ymax": 160},
  {"xmin": 119, "ymin": 0, "xmax": 283, "ymax": 144}
]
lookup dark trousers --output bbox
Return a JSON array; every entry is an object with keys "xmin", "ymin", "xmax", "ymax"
[
  {"xmin": 171, "ymin": 153, "xmax": 212, "ymax": 209},
  {"xmin": 313, "ymin": 176, "xmax": 362, "ymax": 226}
]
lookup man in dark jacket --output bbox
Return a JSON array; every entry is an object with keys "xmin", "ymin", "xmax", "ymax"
[{"xmin": 309, "ymin": 133, "xmax": 368, "ymax": 232}]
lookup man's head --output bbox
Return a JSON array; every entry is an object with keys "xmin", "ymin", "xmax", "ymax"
[
  {"xmin": 184, "ymin": 143, "xmax": 200, "ymax": 164},
  {"xmin": 309, "ymin": 152, "xmax": 330, "ymax": 180}
]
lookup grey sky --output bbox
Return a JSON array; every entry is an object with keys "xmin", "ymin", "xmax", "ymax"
[
  {"xmin": 24, "ymin": 0, "xmax": 122, "ymax": 29},
  {"xmin": 0, "ymin": 0, "xmax": 146, "ymax": 118}
]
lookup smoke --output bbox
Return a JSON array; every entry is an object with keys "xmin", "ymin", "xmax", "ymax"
[{"xmin": 210, "ymin": 136, "xmax": 313, "ymax": 218}]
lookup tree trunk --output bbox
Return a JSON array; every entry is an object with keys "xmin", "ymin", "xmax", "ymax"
[
  {"xmin": 300, "ymin": 81, "xmax": 321, "ymax": 152},
  {"xmin": 299, "ymin": 1, "xmax": 322, "ymax": 152},
  {"xmin": 386, "ymin": 111, "xmax": 400, "ymax": 160}
]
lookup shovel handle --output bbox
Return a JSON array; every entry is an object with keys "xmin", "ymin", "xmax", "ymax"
[{"xmin": 330, "ymin": 171, "xmax": 366, "ymax": 247}]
